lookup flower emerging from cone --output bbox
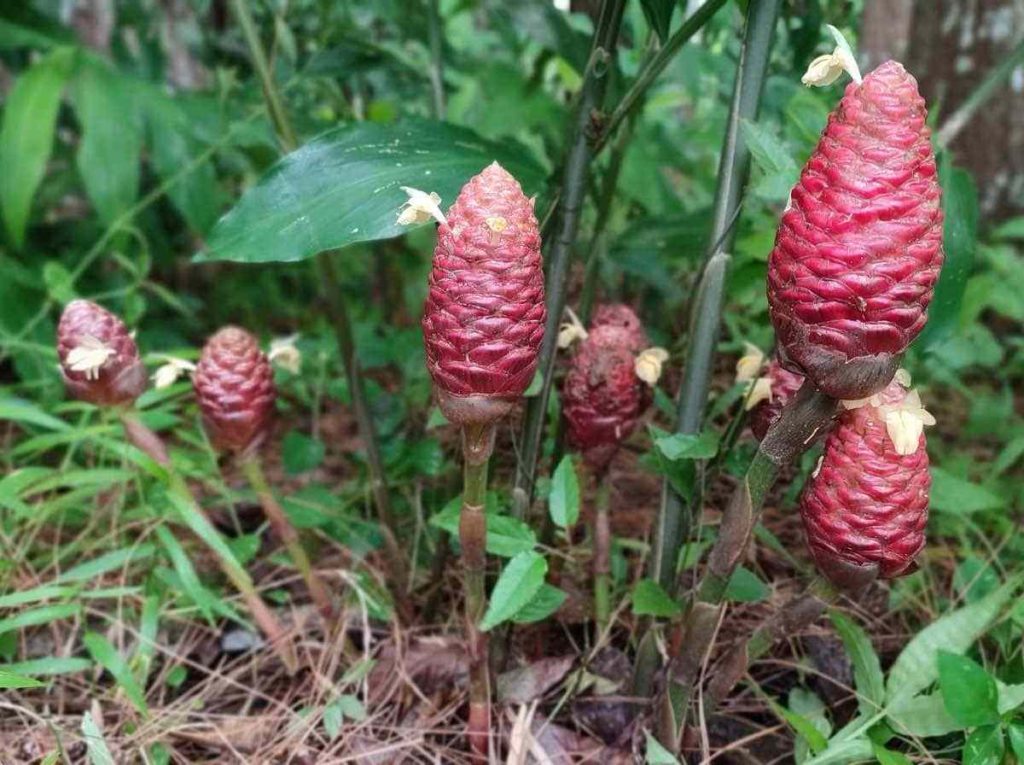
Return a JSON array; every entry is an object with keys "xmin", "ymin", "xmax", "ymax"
[{"xmin": 57, "ymin": 300, "xmax": 147, "ymax": 407}]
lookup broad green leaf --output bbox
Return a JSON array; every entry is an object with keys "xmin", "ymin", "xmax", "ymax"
[
  {"xmin": 653, "ymin": 429, "xmax": 720, "ymax": 461},
  {"xmin": 548, "ymin": 455, "xmax": 580, "ymax": 529},
  {"xmin": 81, "ymin": 711, "xmax": 116, "ymax": 765},
  {"xmin": 888, "ymin": 691, "xmax": 961, "ymax": 736},
  {"xmin": 639, "ymin": 0, "xmax": 674, "ymax": 42},
  {"xmin": 197, "ymin": 119, "xmax": 546, "ymax": 264},
  {"xmin": 82, "ymin": 632, "xmax": 148, "ymax": 714},
  {"xmin": 929, "ymin": 467, "xmax": 1004, "ymax": 515},
  {"xmin": 997, "ymin": 681, "xmax": 1024, "ymax": 714},
  {"xmin": 920, "ymin": 155, "xmax": 978, "ymax": 347},
  {"xmin": 430, "ymin": 498, "xmax": 536, "ymax": 558},
  {"xmin": 953, "ymin": 556, "xmax": 1000, "ymax": 603},
  {"xmin": 281, "ymin": 430, "xmax": 326, "ymax": 474},
  {"xmin": 739, "ymin": 118, "xmax": 800, "ymax": 201},
  {"xmin": 871, "ymin": 743, "xmax": 912, "ymax": 765},
  {"xmin": 789, "ymin": 688, "xmax": 831, "ymax": 762},
  {"xmin": 644, "ymin": 732, "xmax": 681, "ymax": 764},
  {"xmin": 724, "ymin": 566, "xmax": 768, "ymax": 603},
  {"xmin": 322, "ymin": 699, "xmax": 344, "ymax": 740},
  {"xmin": 885, "ymin": 576, "xmax": 1020, "ymax": 705},
  {"xmin": 829, "ymin": 611, "xmax": 884, "ymax": 713},
  {"xmin": 962, "ymin": 724, "xmax": 1005, "ymax": 765},
  {"xmin": 937, "ymin": 651, "xmax": 1000, "ymax": 727},
  {"xmin": 801, "ymin": 736, "xmax": 874, "ymax": 765},
  {"xmin": 1008, "ymin": 722, "xmax": 1024, "ymax": 762},
  {"xmin": 631, "ymin": 578, "xmax": 682, "ymax": 618},
  {"xmin": 0, "ymin": 46, "xmax": 75, "ymax": 248},
  {"xmin": 512, "ymin": 584, "xmax": 567, "ymax": 624},
  {"xmin": 0, "ymin": 668, "xmax": 43, "ymax": 688},
  {"xmin": 72, "ymin": 55, "xmax": 142, "ymax": 225},
  {"xmin": 479, "ymin": 551, "xmax": 546, "ymax": 631}
]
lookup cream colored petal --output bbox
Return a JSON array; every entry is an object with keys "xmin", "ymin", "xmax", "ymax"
[
  {"xmin": 66, "ymin": 336, "xmax": 115, "ymax": 380},
  {"xmin": 885, "ymin": 409, "xmax": 924, "ymax": 456},
  {"xmin": 801, "ymin": 53, "xmax": 845, "ymax": 87},
  {"xmin": 635, "ymin": 350, "xmax": 666, "ymax": 385},
  {"xmin": 643, "ymin": 346, "xmax": 669, "ymax": 363},
  {"xmin": 735, "ymin": 343, "xmax": 766, "ymax": 383},
  {"xmin": 397, "ymin": 186, "xmax": 446, "ymax": 226},
  {"xmin": 744, "ymin": 377, "xmax": 774, "ymax": 411},
  {"xmin": 268, "ymin": 334, "xmax": 302, "ymax": 373},
  {"xmin": 894, "ymin": 368, "xmax": 912, "ymax": 387}
]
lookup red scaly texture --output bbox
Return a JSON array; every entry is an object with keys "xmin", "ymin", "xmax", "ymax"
[
  {"xmin": 422, "ymin": 162, "xmax": 545, "ymax": 424},
  {"xmin": 563, "ymin": 306, "xmax": 651, "ymax": 473},
  {"xmin": 56, "ymin": 299, "xmax": 147, "ymax": 407},
  {"xmin": 800, "ymin": 381, "xmax": 929, "ymax": 586},
  {"xmin": 193, "ymin": 327, "xmax": 276, "ymax": 454},
  {"xmin": 750, "ymin": 358, "xmax": 805, "ymax": 441},
  {"xmin": 590, "ymin": 303, "xmax": 647, "ymax": 351},
  {"xmin": 767, "ymin": 61, "xmax": 943, "ymax": 399}
]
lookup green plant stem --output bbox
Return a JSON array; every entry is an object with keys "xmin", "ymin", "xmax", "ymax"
[
  {"xmin": 241, "ymin": 456, "xmax": 336, "ymax": 627},
  {"xmin": 230, "ymin": 0, "xmax": 297, "ymax": 152},
  {"xmin": 459, "ymin": 422, "xmax": 496, "ymax": 759},
  {"xmin": 593, "ymin": 0, "xmax": 730, "ymax": 155},
  {"xmin": 317, "ymin": 254, "xmax": 412, "ymax": 622},
  {"xmin": 229, "ymin": 0, "xmax": 411, "ymax": 620},
  {"xmin": 705, "ymin": 575, "xmax": 839, "ymax": 707},
  {"xmin": 649, "ymin": 0, "xmax": 781, "ymax": 594},
  {"xmin": 118, "ymin": 410, "xmax": 298, "ymax": 673},
  {"xmin": 654, "ymin": 380, "xmax": 836, "ymax": 751},
  {"xmin": 593, "ymin": 476, "xmax": 612, "ymax": 633},
  {"xmin": 426, "ymin": 0, "xmax": 446, "ymax": 119},
  {"xmin": 512, "ymin": 0, "xmax": 627, "ymax": 520},
  {"xmin": 937, "ymin": 35, "xmax": 1024, "ymax": 148}
]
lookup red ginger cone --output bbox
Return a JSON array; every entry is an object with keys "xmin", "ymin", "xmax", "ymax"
[
  {"xmin": 193, "ymin": 327, "xmax": 276, "ymax": 455},
  {"xmin": 422, "ymin": 162, "xmax": 545, "ymax": 425},
  {"xmin": 749, "ymin": 358, "xmax": 806, "ymax": 441},
  {"xmin": 767, "ymin": 61, "xmax": 943, "ymax": 399},
  {"xmin": 800, "ymin": 379, "xmax": 931, "ymax": 587},
  {"xmin": 563, "ymin": 305, "xmax": 652, "ymax": 473},
  {"xmin": 57, "ymin": 299, "xmax": 147, "ymax": 407}
]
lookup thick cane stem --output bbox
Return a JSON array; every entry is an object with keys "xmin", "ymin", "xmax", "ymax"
[{"xmin": 593, "ymin": 477, "xmax": 612, "ymax": 633}]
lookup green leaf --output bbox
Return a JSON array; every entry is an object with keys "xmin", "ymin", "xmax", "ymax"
[
  {"xmin": 993, "ymin": 216, "xmax": 1024, "ymax": 240},
  {"xmin": 639, "ymin": 0, "xmax": 674, "ymax": 43},
  {"xmin": 653, "ymin": 429, "xmax": 720, "ymax": 461},
  {"xmin": 479, "ymin": 551, "xmax": 547, "ymax": 631},
  {"xmin": 631, "ymin": 578, "xmax": 682, "ymax": 618},
  {"xmin": 430, "ymin": 498, "xmax": 537, "ymax": 558},
  {"xmin": 81, "ymin": 711, "xmax": 116, "ymax": 765},
  {"xmin": 72, "ymin": 55, "xmax": 142, "ymax": 225},
  {"xmin": 871, "ymin": 742, "xmax": 912, "ymax": 765},
  {"xmin": 963, "ymin": 724, "xmax": 1005, "ymax": 765},
  {"xmin": 997, "ymin": 681, "xmax": 1024, "ymax": 714},
  {"xmin": 281, "ymin": 430, "xmax": 326, "ymax": 475},
  {"xmin": 56, "ymin": 544, "xmax": 155, "ymax": 584},
  {"xmin": 0, "ymin": 668, "xmax": 43, "ymax": 688},
  {"xmin": 920, "ymin": 155, "xmax": 979, "ymax": 347},
  {"xmin": 888, "ymin": 691, "xmax": 961, "ymax": 736},
  {"xmin": 0, "ymin": 603, "xmax": 80, "ymax": 636},
  {"xmin": 724, "ymin": 566, "xmax": 768, "ymax": 603},
  {"xmin": 1, "ymin": 657, "xmax": 92, "ymax": 676},
  {"xmin": 739, "ymin": 118, "xmax": 800, "ymax": 201},
  {"xmin": 644, "ymin": 731, "xmax": 681, "ymax": 764},
  {"xmin": 0, "ymin": 397, "xmax": 70, "ymax": 431},
  {"xmin": 1007, "ymin": 722, "xmax": 1024, "ymax": 762},
  {"xmin": 197, "ymin": 119, "xmax": 546, "ymax": 264},
  {"xmin": 953, "ymin": 556, "xmax": 1001, "ymax": 603},
  {"xmin": 929, "ymin": 467, "xmax": 1004, "ymax": 515},
  {"xmin": 512, "ymin": 584, "xmax": 567, "ymax": 624},
  {"xmin": 0, "ymin": 46, "xmax": 75, "ymax": 248},
  {"xmin": 789, "ymin": 688, "xmax": 832, "ymax": 762},
  {"xmin": 155, "ymin": 526, "xmax": 219, "ymax": 623},
  {"xmin": 82, "ymin": 632, "xmax": 148, "ymax": 714},
  {"xmin": 548, "ymin": 455, "xmax": 580, "ymax": 529},
  {"xmin": 885, "ymin": 576, "xmax": 1020, "ymax": 705},
  {"xmin": 938, "ymin": 651, "xmax": 1000, "ymax": 727},
  {"xmin": 829, "ymin": 611, "xmax": 884, "ymax": 713}
]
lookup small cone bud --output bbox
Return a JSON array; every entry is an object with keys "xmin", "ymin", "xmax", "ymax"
[
  {"xmin": 767, "ymin": 61, "xmax": 944, "ymax": 399},
  {"xmin": 193, "ymin": 327, "xmax": 276, "ymax": 455},
  {"xmin": 56, "ymin": 299, "xmax": 146, "ymax": 407},
  {"xmin": 422, "ymin": 162, "xmax": 545, "ymax": 425},
  {"xmin": 799, "ymin": 380, "xmax": 931, "ymax": 587},
  {"xmin": 562, "ymin": 305, "xmax": 652, "ymax": 472}
]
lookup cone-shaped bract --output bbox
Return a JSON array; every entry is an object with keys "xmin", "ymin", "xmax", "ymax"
[
  {"xmin": 563, "ymin": 306, "xmax": 651, "ymax": 472},
  {"xmin": 800, "ymin": 381, "xmax": 929, "ymax": 586},
  {"xmin": 193, "ymin": 327, "xmax": 276, "ymax": 454},
  {"xmin": 767, "ymin": 61, "xmax": 943, "ymax": 399},
  {"xmin": 56, "ymin": 299, "xmax": 147, "ymax": 407},
  {"xmin": 422, "ymin": 162, "xmax": 545, "ymax": 424},
  {"xmin": 750, "ymin": 359, "xmax": 805, "ymax": 441}
]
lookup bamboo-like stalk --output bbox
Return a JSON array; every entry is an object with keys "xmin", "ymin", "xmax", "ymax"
[
  {"xmin": 649, "ymin": 0, "xmax": 782, "ymax": 593},
  {"xmin": 229, "ymin": 0, "xmax": 410, "ymax": 618},
  {"xmin": 426, "ymin": 0, "xmax": 446, "ymax": 120},
  {"xmin": 119, "ymin": 411, "xmax": 298, "ymax": 672},
  {"xmin": 654, "ymin": 380, "xmax": 837, "ymax": 750},
  {"xmin": 705, "ymin": 575, "xmax": 840, "ymax": 707},
  {"xmin": 512, "ymin": 0, "xmax": 627, "ymax": 520},
  {"xmin": 240, "ymin": 456, "xmax": 336, "ymax": 626},
  {"xmin": 592, "ymin": 477, "xmax": 612, "ymax": 632},
  {"xmin": 459, "ymin": 422, "xmax": 496, "ymax": 758}
]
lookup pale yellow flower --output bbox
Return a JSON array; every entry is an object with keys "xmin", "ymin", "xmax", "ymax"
[
  {"xmin": 735, "ymin": 343, "xmax": 766, "ymax": 383},
  {"xmin": 151, "ymin": 356, "xmax": 197, "ymax": 389},
  {"xmin": 801, "ymin": 25, "xmax": 863, "ymax": 87},
  {"xmin": 557, "ymin": 307, "xmax": 588, "ymax": 349},
  {"xmin": 66, "ymin": 336, "xmax": 115, "ymax": 380},
  {"xmin": 635, "ymin": 347, "xmax": 669, "ymax": 385},
  {"xmin": 268, "ymin": 334, "xmax": 302, "ymax": 374},
  {"xmin": 396, "ymin": 186, "xmax": 446, "ymax": 226}
]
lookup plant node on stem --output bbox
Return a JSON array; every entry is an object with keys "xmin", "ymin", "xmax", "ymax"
[{"xmin": 460, "ymin": 421, "xmax": 495, "ymax": 758}]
